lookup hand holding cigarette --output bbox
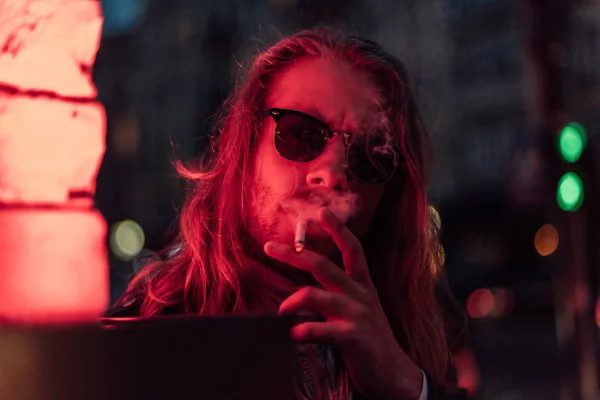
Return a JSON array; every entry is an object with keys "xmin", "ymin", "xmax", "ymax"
[
  {"xmin": 281, "ymin": 190, "xmax": 357, "ymax": 254},
  {"xmin": 263, "ymin": 207, "xmax": 422, "ymax": 400}
]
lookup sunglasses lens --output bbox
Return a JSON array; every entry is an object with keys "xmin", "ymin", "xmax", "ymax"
[
  {"xmin": 347, "ymin": 135, "xmax": 397, "ymax": 184},
  {"xmin": 274, "ymin": 113, "xmax": 328, "ymax": 162}
]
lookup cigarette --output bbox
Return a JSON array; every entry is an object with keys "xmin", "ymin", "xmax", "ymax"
[{"xmin": 294, "ymin": 218, "xmax": 307, "ymax": 253}]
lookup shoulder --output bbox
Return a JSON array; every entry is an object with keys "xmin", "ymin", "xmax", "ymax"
[
  {"xmin": 106, "ymin": 244, "xmax": 186, "ymax": 318},
  {"xmin": 132, "ymin": 249, "xmax": 162, "ymax": 274}
]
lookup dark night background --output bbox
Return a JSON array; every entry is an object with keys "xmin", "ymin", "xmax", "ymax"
[{"xmin": 94, "ymin": 1, "xmax": 600, "ymax": 398}]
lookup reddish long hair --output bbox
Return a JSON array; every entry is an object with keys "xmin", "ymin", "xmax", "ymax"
[{"xmin": 115, "ymin": 28, "xmax": 452, "ymax": 383}]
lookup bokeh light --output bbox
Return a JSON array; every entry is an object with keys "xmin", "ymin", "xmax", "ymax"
[
  {"xmin": 558, "ymin": 122, "xmax": 587, "ymax": 163},
  {"xmin": 490, "ymin": 288, "xmax": 516, "ymax": 317},
  {"xmin": 429, "ymin": 204, "xmax": 442, "ymax": 231},
  {"xmin": 467, "ymin": 288, "xmax": 495, "ymax": 319},
  {"xmin": 534, "ymin": 223, "xmax": 559, "ymax": 256},
  {"xmin": 110, "ymin": 219, "xmax": 145, "ymax": 261},
  {"xmin": 557, "ymin": 172, "xmax": 584, "ymax": 212}
]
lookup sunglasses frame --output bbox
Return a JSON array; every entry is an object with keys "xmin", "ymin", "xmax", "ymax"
[{"xmin": 265, "ymin": 108, "xmax": 399, "ymax": 185}]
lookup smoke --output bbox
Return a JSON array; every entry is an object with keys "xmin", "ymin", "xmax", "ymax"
[
  {"xmin": 359, "ymin": 108, "xmax": 400, "ymax": 164},
  {"xmin": 280, "ymin": 189, "xmax": 358, "ymax": 224}
]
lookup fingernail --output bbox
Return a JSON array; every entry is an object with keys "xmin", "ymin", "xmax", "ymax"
[
  {"xmin": 264, "ymin": 241, "xmax": 286, "ymax": 253},
  {"xmin": 264, "ymin": 242, "xmax": 277, "ymax": 252}
]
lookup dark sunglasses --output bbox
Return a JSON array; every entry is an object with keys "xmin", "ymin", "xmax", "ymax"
[{"xmin": 265, "ymin": 108, "xmax": 400, "ymax": 184}]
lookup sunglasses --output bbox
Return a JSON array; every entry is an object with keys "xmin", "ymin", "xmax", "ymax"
[{"xmin": 265, "ymin": 108, "xmax": 400, "ymax": 184}]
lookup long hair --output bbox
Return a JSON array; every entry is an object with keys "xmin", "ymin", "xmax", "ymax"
[{"xmin": 115, "ymin": 27, "xmax": 454, "ymax": 384}]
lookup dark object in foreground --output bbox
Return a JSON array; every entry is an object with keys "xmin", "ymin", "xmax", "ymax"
[{"xmin": 0, "ymin": 316, "xmax": 295, "ymax": 400}]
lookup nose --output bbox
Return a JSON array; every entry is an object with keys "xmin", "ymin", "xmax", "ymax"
[{"xmin": 306, "ymin": 136, "xmax": 348, "ymax": 191}]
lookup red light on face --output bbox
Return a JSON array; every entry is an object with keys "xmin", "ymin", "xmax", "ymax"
[{"xmin": 466, "ymin": 289, "xmax": 495, "ymax": 319}]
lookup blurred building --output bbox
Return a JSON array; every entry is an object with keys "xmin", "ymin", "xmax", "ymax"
[
  {"xmin": 363, "ymin": 1, "xmax": 531, "ymax": 203},
  {"xmin": 368, "ymin": 1, "xmax": 457, "ymax": 200},
  {"xmin": 443, "ymin": 0, "xmax": 526, "ymax": 196},
  {"xmin": 569, "ymin": 0, "xmax": 600, "ymax": 157}
]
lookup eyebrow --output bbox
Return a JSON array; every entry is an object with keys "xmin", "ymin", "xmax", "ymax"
[
  {"xmin": 278, "ymin": 105, "xmax": 330, "ymax": 126},
  {"xmin": 268, "ymin": 103, "xmax": 385, "ymax": 137},
  {"xmin": 277, "ymin": 105, "xmax": 363, "ymax": 133}
]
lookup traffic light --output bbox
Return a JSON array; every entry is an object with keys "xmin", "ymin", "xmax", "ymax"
[{"xmin": 556, "ymin": 122, "xmax": 587, "ymax": 212}]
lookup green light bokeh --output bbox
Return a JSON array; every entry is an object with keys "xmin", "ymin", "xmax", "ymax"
[
  {"xmin": 557, "ymin": 172, "xmax": 584, "ymax": 212},
  {"xmin": 559, "ymin": 123, "xmax": 587, "ymax": 163}
]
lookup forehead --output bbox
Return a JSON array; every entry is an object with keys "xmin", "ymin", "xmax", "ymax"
[{"xmin": 266, "ymin": 57, "xmax": 383, "ymax": 130}]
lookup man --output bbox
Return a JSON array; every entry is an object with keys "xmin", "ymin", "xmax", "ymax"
[{"xmin": 110, "ymin": 28, "xmax": 468, "ymax": 400}]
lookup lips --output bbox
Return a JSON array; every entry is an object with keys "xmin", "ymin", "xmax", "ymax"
[{"xmin": 306, "ymin": 192, "xmax": 331, "ymax": 207}]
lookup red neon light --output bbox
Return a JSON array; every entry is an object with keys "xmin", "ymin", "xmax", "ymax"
[{"xmin": 0, "ymin": 0, "xmax": 107, "ymax": 323}]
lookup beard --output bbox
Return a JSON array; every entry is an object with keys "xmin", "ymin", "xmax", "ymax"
[
  {"xmin": 246, "ymin": 173, "xmax": 322, "ymax": 287},
  {"xmin": 247, "ymin": 172, "xmax": 346, "ymax": 266},
  {"xmin": 247, "ymin": 173, "xmax": 280, "ymax": 247}
]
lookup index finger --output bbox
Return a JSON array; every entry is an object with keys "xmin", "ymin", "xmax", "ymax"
[
  {"xmin": 317, "ymin": 207, "xmax": 372, "ymax": 284},
  {"xmin": 263, "ymin": 241, "xmax": 356, "ymax": 294}
]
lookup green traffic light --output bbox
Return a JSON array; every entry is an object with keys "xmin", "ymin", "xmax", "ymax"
[
  {"xmin": 559, "ymin": 122, "xmax": 587, "ymax": 163},
  {"xmin": 557, "ymin": 172, "xmax": 584, "ymax": 212}
]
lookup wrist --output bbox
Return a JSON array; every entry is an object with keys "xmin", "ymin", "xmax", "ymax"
[{"xmin": 393, "ymin": 361, "xmax": 424, "ymax": 400}]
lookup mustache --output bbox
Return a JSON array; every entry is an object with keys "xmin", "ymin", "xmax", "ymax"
[{"xmin": 289, "ymin": 188, "xmax": 334, "ymax": 206}]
